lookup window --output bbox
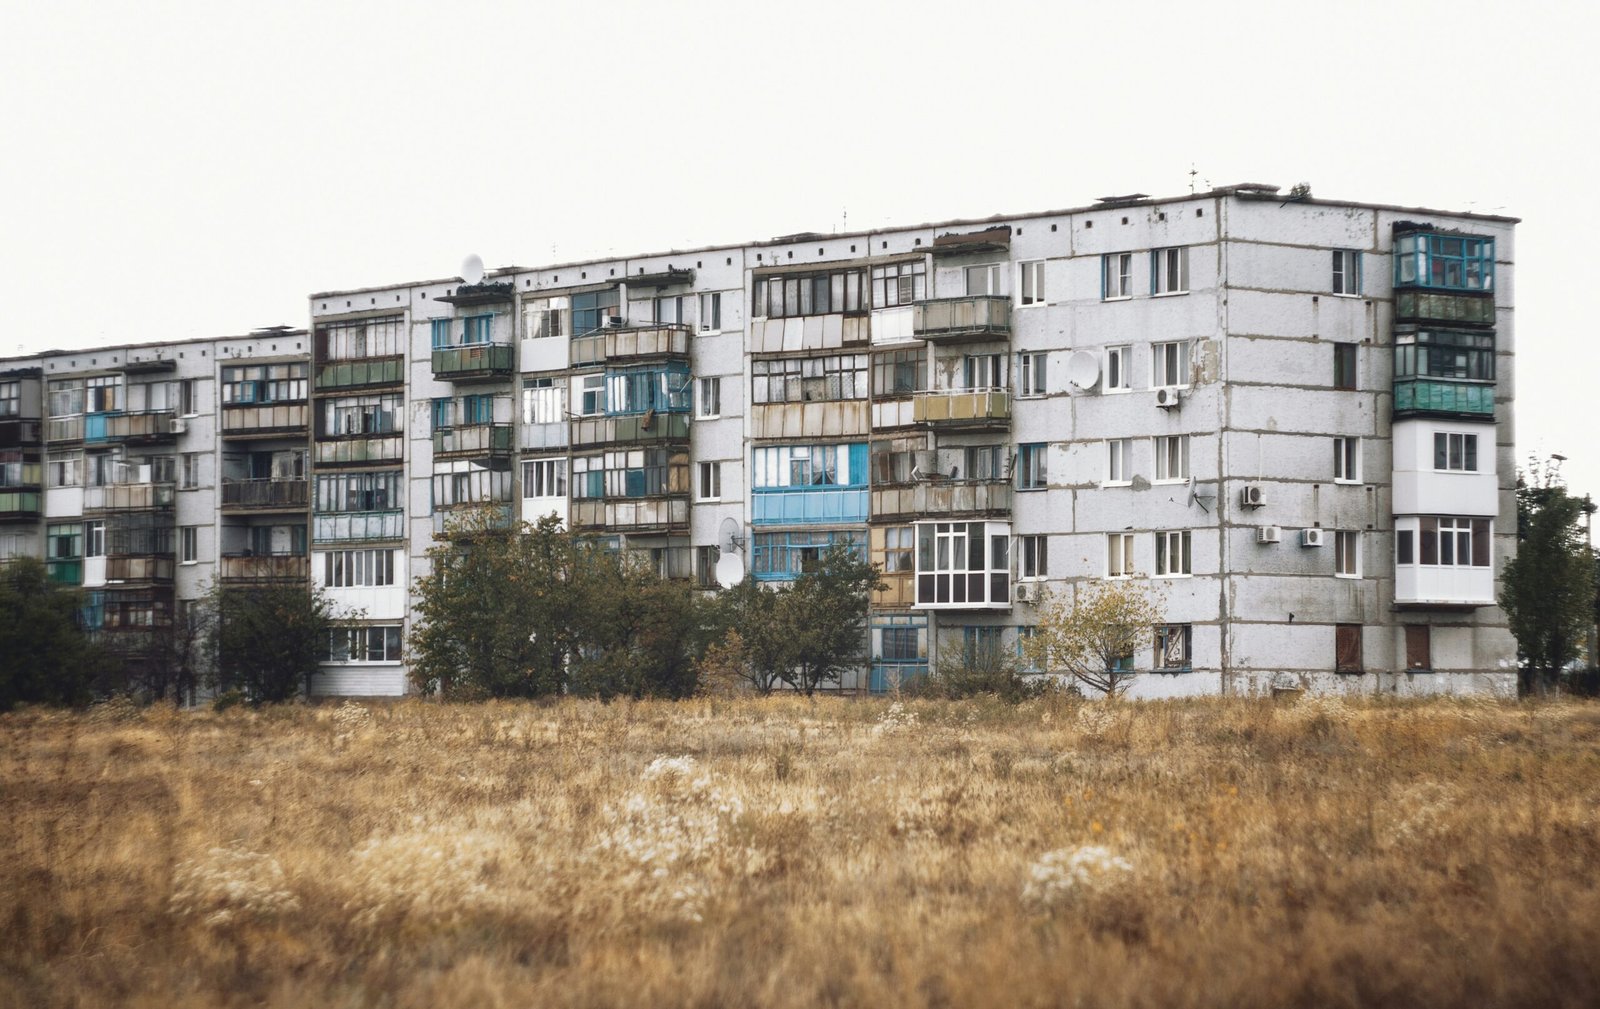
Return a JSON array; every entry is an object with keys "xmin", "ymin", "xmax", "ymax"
[
  {"xmin": 1334, "ymin": 437, "xmax": 1361, "ymax": 483},
  {"xmin": 1019, "ymin": 261, "xmax": 1045, "ymax": 306},
  {"xmin": 871, "ymin": 261, "xmax": 927, "ymax": 308},
  {"xmin": 48, "ymin": 451, "xmax": 81, "ymax": 488},
  {"xmin": 1404, "ymin": 625, "xmax": 1432, "ymax": 671},
  {"xmin": 180, "ymin": 526, "xmax": 198, "ymax": 565},
  {"xmin": 1433, "ymin": 432, "xmax": 1479, "ymax": 472},
  {"xmin": 314, "ymin": 471, "xmax": 402, "ymax": 513},
  {"xmin": 461, "ymin": 315, "xmax": 493, "ymax": 345},
  {"xmin": 605, "ymin": 364, "xmax": 691, "ymax": 417},
  {"xmin": 48, "ymin": 524, "xmax": 82, "ymax": 561},
  {"xmin": 322, "ymin": 549, "xmax": 396, "ymax": 588},
  {"xmin": 698, "ymin": 461, "xmax": 722, "ymax": 501},
  {"xmin": 181, "ymin": 453, "xmax": 199, "ymax": 490},
  {"xmin": 753, "ymin": 269, "xmax": 865, "ymax": 318},
  {"xmin": 872, "ymin": 348, "xmax": 925, "ymax": 397},
  {"xmin": 48, "ymin": 378, "xmax": 85, "ymax": 418},
  {"xmin": 1019, "ymin": 534, "xmax": 1048, "ymax": 580},
  {"xmin": 1393, "ymin": 232, "xmax": 1494, "ymax": 291},
  {"xmin": 521, "ymin": 458, "xmax": 566, "ymax": 498},
  {"xmin": 578, "ymin": 374, "xmax": 605, "ymax": 416},
  {"xmin": 1154, "ymin": 624, "xmax": 1192, "ymax": 671},
  {"xmin": 1332, "ymin": 250, "xmax": 1362, "ymax": 295},
  {"xmin": 1409, "ymin": 517, "xmax": 1492, "ymax": 568},
  {"xmin": 881, "ymin": 525, "xmax": 915, "ymax": 574},
  {"xmin": 697, "ymin": 377, "xmax": 721, "ymax": 418},
  {"xmin": 1152, "ymin": 341, "xmax": 1190, "ymax": 389},
  {"xmin": 522, "ymin": 379, "xmax": 562, "ymax": 425},
  {"xmin": 1102, "ymin": 253, "xmax": 1133, "ymax": 300},
  {"xmin": 696, "ymin": 545, "xmax": 721, "ymax": 588},
  {"xmin": 524, "ymin": 296, "xmax": 569, "ymax": 340},
  {"xmin": 1335, "ymin": 531, "xmax": 1360, "ymax": 578},
  {"xmin": 1152, "ymin": 247, "xmax": 1189, "ymax": 294},
  {"xmin": 1016, "ymin": 626, "xmax": 1040, "ymax": 672},
  {"xmin": 322, "ymin": 625, "xmax": 404, "ymax": 664},
  {"xmin": 1106, "ymin": 533, "xmax": 1135, "ymax": 578},
  {"xmin": 751, "ymin": 354, "xmax": 868, "ymax": 404},
  {"xmin": 315, "ymin": 315, "xmax": 404, "ymax": 361},
  {"xmin": 221, "ymin": 363, "xmax": 308, "ymax": 405},
  {"xmin": 0, "ymin": 381, "xmax": 18, "ymax": 416},
  {"xmin": 1104, "ymin": 346, "xmax": 1131, "ymax": 392},
  {"xmin": 1333, "ymin": 343, "xmax": 1358, "ymax": 390},
  {"xmin": 965, "ymin": 264, "xmax": 1001, "ymax": 296},
  {"xmin": 322, "ymin": 394, "xmax": 402, "ymax": 436},
  {"xmin": 964, "ymin": 445, "xmax": 1006, "ymax": 481},
  {"xmin": 653, "ymin": 296, "xmax": 685, "ymax": 325},
  {"xmin": 1153, "ymin": 435, "xmax": 1190, "ymax": 482},
  {"xmin": 872, "ymin": 437, "xmax": 918, "ymax": 485},
  {"xmin": 872, "ymin": 617, "xmax": 928, "ymax": 691},
  {"xmin": 1335, "ymin": 624, "xmax": 1363, "ymax": 673},
  {"xmin": 1155, "ymin": 530, "xmax": 1191, "ymax": 577},
  {"xmin": 1017, "ymin": 443, "xmax": 1047, "ymax": 491},
  {"xmin": 915, "ymin": 521, "xmax": 1010, "ymax": 607},
  {"xmin": 1105, "ymin": 438, "xmax": 1133, "ymax": 485},
  {"xmin": 1017, "ymin": 352, "xmax": 1047, "ymax": 397},
  {"xmin": 752, "ymin": 530, "xmax": 863, "ymax": 580},
  {"xmin": 570, "ymin": 289, "xmax": 620, "ymax": 333},
  {"xmin": 962, "ymin": 353, "xmax": 1007, "ymax": 391},
  {"xmin": 750, "ymin": 443, "xmax": 864, "ymax": 489},
  {"xmin": 86, "ymin": 376, "xmax": 120, "ymax": 413},
  {"xmin": 699, "ymin": 292, "xmax": 722, "ymax": 331},
  {"xmin": 1394, "ymin": 330, "xmax": 1495, "ymax": 383},
  {"xmin": 962, "ymin": 626, "xmax": 1004, "ymax": 667},
  {"xmin": 85, "ymin": 521, "xmax": 105, "ymax": 558}
]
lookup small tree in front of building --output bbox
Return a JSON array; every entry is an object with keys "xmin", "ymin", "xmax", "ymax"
[
  {"xmin": 203, "ymin": 580, "xmax": 338, "ymax": 704},
  {"xmin": 781, "ymin": 541, "xmax": 884, "ymax": 694},
  {"xmin": 1022, "ymin": 579, "xmax": 1164, "ymax": 697},
  {"xmin": 0, "ymin": 557, "xmax": 111, "ymax": 711},
  {"xmin": 1500, "ymin": 459, "xmax": 1597, "ymax": 694}
]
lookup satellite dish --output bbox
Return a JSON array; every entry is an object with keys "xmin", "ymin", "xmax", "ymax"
[
  {"xmin": 460, "ymin": 254, "xmax": 485, "ymax": 286},
  {"xmin": 715, "ymin": 553, "xmax": 746, "ymax": 588},
  {"xmin": 719, "ymin": 516, "xmax": 745, "ymax": 555},
  {"xmin": 1066, "ymin": 350, "xmax": 1101, "ymax": 391}
]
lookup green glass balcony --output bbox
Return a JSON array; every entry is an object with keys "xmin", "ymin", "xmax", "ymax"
[
  {"xmin": 315, "ymin": 356, "xmax": 404, "ymax": 391},
  {"xmin": 432, "ymin": 344, "xmax": 515, "ymax": 382},
  {"xmin": 1394, "ymin": 289, "xmax": 1495, "ymax": 327},
  {"xmin": 47, "ymin": 559, "xmax": 82, "ymax": 585},
  {"xmin": 1393, "ymin": 379, "xmax": 1495, "ymax": 418},
  {"xmin": 0, "ymin": 490, "xmax": 43, "ymax": 521}
]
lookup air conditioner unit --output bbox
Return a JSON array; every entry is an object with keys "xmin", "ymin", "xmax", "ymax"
[
  {"xmin": 1256, "ymin": 525, "xmax": 1282, "ymax": 545},
  {"xmin": 605, "ymin": 315, "xmax": 625, "ymax": 328},
  {"xmin": 1155, "ymin": 387, "xmax": 1182, "ymax": 409},
  {"xmin": 169, "ymin": 418, "xmax": 188, "ymax": 435},
  {"xmin": 1300, "ymin": 528, "xmax": 1326, "ymax": 548},
  {"xmin": 1240, "ymin": 484, "xmax": 1266, "ymax": 509},
  {"xmin": 1014, "ymin": 582, "xmax": 1034, "ymax": 603}
]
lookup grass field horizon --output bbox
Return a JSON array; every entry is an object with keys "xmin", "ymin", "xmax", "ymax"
[{"xmin": 4, "ymin": 693, "xmax": 1598, "ymax": 1008}]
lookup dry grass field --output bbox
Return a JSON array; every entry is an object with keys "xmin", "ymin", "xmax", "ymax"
[{"xmin": 3, "ymin": 693, "xmax": 1600, "ymax": 1008}]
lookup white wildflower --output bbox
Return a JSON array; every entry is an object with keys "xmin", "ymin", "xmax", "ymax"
[
  {"xmin": 1021, "ymin": 845, "xmax": 1134, "ymax": 910},
  {"xmin": 874, "ymin": 702, "xmax": 919, "ymax": 735},
  {"xmin": 170, "ymin": 843, "xmax": 300, "ymax": 927}
]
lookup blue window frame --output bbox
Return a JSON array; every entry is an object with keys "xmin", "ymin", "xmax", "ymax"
[
  {"xmin": 752, "ymin": 443, "xmax": 869, "ymax": 525},
  {"xmin": 1017, "ymin": 443, "xmax": 1047, "ymax": 490},
  {"xmin": 463, "ymin": 315, "xmax": 493, "ymax": 345},
  {"xmin": 870, "ymin": 615, "xmax": 928, "ymax": 693},
  {"xmin": 1393, "ymin": 232, "xmax": 1494, "ymax": 291},
  {"xmin": 606, "ymin": 363, "xmax": 691, "ymax": 416},
  {"xmin": 571, "ymin": 290, "xmax": 620, "ymax": 335},
  {"xmin": 752, "ymin": 530, "xmax": 864, "ymax": 581},
  {"xmin": 430, "ymin": 397, "xmax": 452, "ymax": 432},
  {"xmin": 962, "ymin": 626, "xmax": 1004, "ymax": 667},
  {"xmin": 460, "ymin": 394, "xmax": 493, "ymax": 425},
  {"xmin": 430, "ymin": 319, "xmax": 452, "ymax": 350}
]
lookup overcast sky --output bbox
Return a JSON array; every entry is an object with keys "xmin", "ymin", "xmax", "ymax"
[{"xmin": 3, "ymin": 0, "xmax": 1595, "ymax": 504}]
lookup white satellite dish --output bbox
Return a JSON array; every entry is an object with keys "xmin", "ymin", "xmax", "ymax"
[
  {"xmin": 715, "ymin": 553, "xmax": 746, "ymax": 588},
  {"xmin": 460, "ymin": 254, "xmax": 485, "ymax": 286},
  {"xmin": 1065, "ymin": 350, "xmax": 1101, "ymax": 391}
]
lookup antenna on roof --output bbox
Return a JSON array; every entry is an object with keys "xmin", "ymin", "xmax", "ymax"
[{"xmin": 1189, "ymin": 164, "xmax": 1198, "ymax": 194}]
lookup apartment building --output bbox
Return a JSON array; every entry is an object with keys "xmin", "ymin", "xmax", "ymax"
[{"xmin": 0, "ymin": 183, "xmax": 1517, "ymax": 697}]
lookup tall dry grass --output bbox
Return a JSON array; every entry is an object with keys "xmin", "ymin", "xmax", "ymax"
[{"xmin": 3, "ymin": 693, "xmax": 1599, "ymax": 1008}]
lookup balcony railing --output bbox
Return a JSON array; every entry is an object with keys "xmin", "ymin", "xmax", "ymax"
[
  {"xmin": 220, "ymin": 477, "xmax": 309, "ymax": 511},
  {"xmin": 1394, "ymin": 290, "xmax": 1495, "ymax": 327},
  {"xmin": 104, "ymin": 410, "xmax": 178, "ymax": 444},
  {"xmin": 105, "ymin": 556, "xmax": 175, "ymax": 583},
  {"xmin": 314, "ymin": 435, "xmax": 403, "ymax": 466},
  {"xmin": 432, "ymin": 503, "xmax": 516, "ymax": 537},
  {"xmin": 570, "ymin": 496, "xmax": 689, "ymax": 533},
  {"xmin": 569, "ymin": 412, "xmax": 690, "ymax": 449},
  {"xmin": 570, "ymin": 324, "xmax": 690, "ymax": 367},
  {"xmin": 0, "ymin": 490, "xmax": 42, "ymax": 520},
  {"xmin": 752, "ymin": 486, "xmax": 870, "ymax": 525},
  {"xmin": 221, "ymin": 402, "xmax": 310, "ymax": 438},
  {"xmin": 313, "ymin": 510, "xmax": 403, "ymax": 543},
  {"xmin": 314, "ymin": 356, "xmax": 404, "ymax": 391},
  {"xmin": 1394, "ymin": 564, "xmax": 1495, "ymax": 608},
  {"xmin": 912, "ymin": 389, "xmax": 1011, "ymax": 427},
  {"xmin": 432, "ymin": 343, "xmax": 515, "ymax": 382},
  {"xmin": 1393, "ymin": 379, "xmax": 1495, "ymax": 419},
  {"xmin": 84, "ymin": 483, "xmax": 176, "ymax": 513},
  {"xmin": 911, "ymin": 296, "xmax": 1012, "ymax": 342},
  {"xmin": 871, "ymin": 479, "xmax": 1013, "ymax": 519},
  {"xmin": 219, "ymin": 554, "xmax": 311, "ymax": 582},
  {"xmin": 0, "ymin": 419, "xmax": 43, "ymax": 448},
  {"xmin": 46, "ymin": 416, "xmax": 84, "ymax": 443},
  {"xmin": 432, "ymin": 423, "xmax": 514, "ymax": 459},
  {"xmin": 47, "ymin": 560, "xmax": 82, "ymax": 585}
]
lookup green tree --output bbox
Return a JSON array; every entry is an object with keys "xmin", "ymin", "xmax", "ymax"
[
  {"xmin": 0, "ymin": 557, "xmax": 109, "ymax": 710},
  {"xmin": 1021, "ymin": 579, "xmax": 1165, "ymax": 697},
  {"xmin": 569, "ymin": 552, "xmax": 706, "ymax": 700},
  {"xmin": 1501, "ymin": 460, "xmax": 1596, "ymax": 694},
  {"xmin": 704, "ymin": 577, "xmax": 790, "ymax": 693},
  {"xmin": 204, "ymin": 580, "xmax": 337, "ymax": 704},
  {"xmin": 781, "ymin": 541, "xmax": 883, "ymax": 694}
]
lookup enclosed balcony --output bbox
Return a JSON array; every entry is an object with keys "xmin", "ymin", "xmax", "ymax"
[
  {"xmin": 432, "ymin": 343, "xmax": 515, "ymax": 383},
  {"xmin": 433, "ymin": 423, "xmax": 515, "ymax": 460},
  {"xmin": 314, "ymin": 435, "xmax": 403, "ymax": 466},
  {"xmin": 219, "ymin": 553, "xmax": 311, "ymax": 582},
  {"xmin": 104, "ymin": 410, "xmax": 178, "ymax": 445},
  {"xmin": 221, "ymin": 477, "xmax": 310, "ymax": 512},
  {"xmin": 313, "ymin": 510, "xmax": 404, "ymax": 543},
  {"xmin": 314, "ymin": 356, "xmax": 404, "ymax": 392},
  {"xmin": 1394, "ymin": 289, "xmax": 1495, "ymax": 327},
  {"xmin": 570, "ymin": 412, "xmax": 690, "ymax": 450},
  {"xmin": 105, "ymin": 556, "xmax": 176, "ymax": 583},
  {"xmin": 221, "ymin": 403, "xmax": 310, "ymax": 439},
  {"xmin": 0, "ymin": 489, "xmax": 42, "ymax": 521},
  {"xmin": 912, "ymin": 389, "xmax": 1011, "ymax": 429},
  {"xmin": 911, "ymin": 296, "xmax": 1012, "ymax": 343},
  {"xmin": 0, "ymin": 459, "xmax": 42, "ymax": 521},
  {"xmin": 871, "ymin": 478, "xmax": 1013, "ymax": 520},
  {"xmin": 1393, "ymin": 329, "xmax": 1495, "ymax": 421},
  {"xmin": 570, "ymin": 324, "xmax": 690, "ymax": 367},
  {"xmin": 913, "ymin": 519, "xmax": 1012, "ymax": 609},
  {"xmin": 570, "ymin": 497, "xmax": 689, "ymax": 534}
]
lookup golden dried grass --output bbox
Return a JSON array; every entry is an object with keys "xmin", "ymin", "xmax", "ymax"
[{"xmin": 3, "ymin": 693, "xmax": 1599, "ymax": 1008}]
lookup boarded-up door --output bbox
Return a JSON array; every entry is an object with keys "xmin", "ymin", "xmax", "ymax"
[{"xmin": 1405, "ymin": 625, "xmax": 1431, "ymax": 671}]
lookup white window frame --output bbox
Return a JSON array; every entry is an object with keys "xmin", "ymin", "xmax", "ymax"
[
  {"xmin": 1153, "ymin": 435, "xmax": 1190, "ymax": 483},
  {"xmin": 1016, "ymin": 443, "xmax": 1047, "ymax": 491},
  {"xmin": 1017, "ymin": 352, "xmax": 1047, "ymax": 398},
  {"xmin": 180, "ymin": 452, "xmax": 199, "ymax": 490},
  {"xmin": 1433, "ymin": 431, "xmax": 1479, "ymax": 473},
  {"xmin": 1102, "ymin": 253, "xmax": 1133, "ymax": 300},
  {"xmin": 698, "ymin": 461, "xmax": 722, "ymax": 501},
  {"xmin": 699, "ymin": 292, "xmax": 723, "ymax": 332},
  {"xmin": 1106, "ymin": 532, "xmax": 1136, "ymax": 578},
  {"xmin": 1155, "ymin": 529, "xmax": 1192, "ymax": 577},
  {"xmin": 1018, "ymin": 534, "xmax": 1048, "ymax": 580},
  {"xmin": 180, "ymin": 526, "xmax": 199, "ymax": 565},
  {"xmin": 1104, "ymin": 345, "xmax": 1131, "ymax": 393},
  {"xmin": 965, "ymin": 264, "xmax": 1002, "ymax": 297},
  {"xmin": 1018, "ymin": 261, "xmax": 1045, "ymax": 307},
  {"xmin": 1334, "ymin": 436, "xmax": 1362, "ymax": 483},
  {"xmin": 698, "ymin": 376, "xmax": 722, "ymax": 419},
  {"xmin": 577, "ymin": 374, "xmax": 605, "ymax": 417},
  {"xmin": 85, "ymin": 520, "xmax": 105, "ymax": 558},
  {"xmin": 1152, "ymin": 246, "xmax": 1189, "ymax": 295},
  {"xmin": 1332, "ymin": 250, "xmax": 1362, "ymax": 297},
  {"xmin": 520, "ymin": 457, "xmax": 566, "ymax": 499},
  {"xmin": 1104, "ymin": 438, "xmax": 1134, "ymax": 486},
  {"xmin": 1151, "ymin": 341, "xmax": 1191, "ymax": 390},
  {"xmin": 1335, "ymin": 530, "xmax": 1361, "ymax": 578}
]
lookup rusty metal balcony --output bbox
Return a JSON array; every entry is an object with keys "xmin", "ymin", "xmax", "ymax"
[
  {"xmin": 220, "ymin": 477, "xmax": 309, "ymax": 512},
  {"xmin": 314, "ymin": 435, "xmax": 403, "ymax": 466},
  {"xmin": 221, "ymin": 402, "xmax": 309, "ymax": 439},
  {"xmin": 105, "ymin": 556, "xmax": 176, "ymax": 583},
  {"xmin": 569, "ymin": 412, "xmax": 690, "ymax": 450},
  {"xmin": 570, "ymin": 324, "xmax": 690, "ymax": 367},
  {"xmin": 314, "ymin": 356, "xmax": 404, "ymax": 391},
  {"xmin": 219, "ymin": 554, "xmax": 311, "ymax": 582},
  {"xmin": 871, "ymin": 478, "xmax": 1013, "ymax": 520},
  {"xmin": 431, "ymin": 344, "xmax": 515, "ymax": 383},
  {"xmin": 911, "ymin": 296, "xmax": 1011, "ymax": 343},
  {"xmin": 570, "ymin": 496, "xmax": 690, "ymax": 534}
]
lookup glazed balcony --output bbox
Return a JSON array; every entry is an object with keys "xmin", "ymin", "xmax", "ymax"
[
  {"xmin": 84, "ymin": 482, "xmax": 176, "ymax": 513},
  {"xmin": 871, "ymin": 478, "xmax": 1013, "ymax": 520},
  {"xmin": 431, "ymin": 502, "xmax": 516, "ymax": 537},
  {"xmin": 86, "ymin": 410, "xmax": 177, "ymax": 446},
  {"xmin": 47, "ymin": 560, "xmax": 82, "ymax": 585},
  {"xmin": 314, "ymin": 435, "xmax": 403, "ymax": 466},
  {"xmin": 1393, "ymin": 379, "xmax": 1495, "ymax": 420},
  {"xmin": 46, "ymin": 416, "xmax": 83, "ymax": 443},
  {"xmin": 312, "ymin": 509, "xmax": 403, "ymax": 543},
  {"xmin": 432, "ymin": 343, "xmax": 515, "ymax": 383},
  {"xmin": 569, "ymin": 412, "xmax": 690, "ymax": 450},
  {"xmin": 314, "ymin": 356, "xmax": 404, "ymax": 392},
  {"xmin": 570, "ymin": 496, "xmax": 689, "ymax": 534},
  {"xmin": 1394, "ymin": 289, "xmax": 1495, "ymax": 327},
  {"xmin": 432, "ymin": 423, "xmax": 515, "ymax": 460},
  {"xmin": 221, "ymin": 402, "xmax": 310, "ymax": 439},
  {"xmin": 219, "ymin": 553, "xmax": 311, "ymax": 583},
  {"xmin": 0, "ymin": 490, "xmax": 42, "ymax": 521},
  {"xmin": 220, "ymin": 477, "xmax": 310, "ymax": 512},
  {"xmin": 911, "ymin": 296, "xmax": 1011, "ymax": 343},
  {"xmin": 570, "ymin": 324, "xmax": 690, "ymax": 367},
  {"xmin": 105, "ymin": 556, "xmax": 176, "ymax": 583},
  {"xmin": 752, "ymin": 486, "xmax": 869, "ymax": 526},
  {"xmin": 912, "ymin": 389, "xmax": 1011, "ymax": 429}
]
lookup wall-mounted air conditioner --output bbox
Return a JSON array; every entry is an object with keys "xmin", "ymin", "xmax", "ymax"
[
  {"xmin": 1240, "ymin": 484, "xmax": 1266, "ymax": 509},
  {"xmin": 169, "ymin": 418, "xmax": 188, "ymax": 435},
  {"xmin": 605, "ymin": 316, "xmax": 625, "ymax": 328},
  {"xmin": 1256, "ymin": 525, "xmax": 1282, "ymax": 545},
  {"xmin": 1300, "ymin": 528, "xmax": 1325, "ymax": 548},
  {"xmin": 1155, "ymin": 387, "xmax": 1182, "ymax": 409},
  {"xmin": 1014, "ymin": 582, "xmax": 1035, "ymax": 603}
]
